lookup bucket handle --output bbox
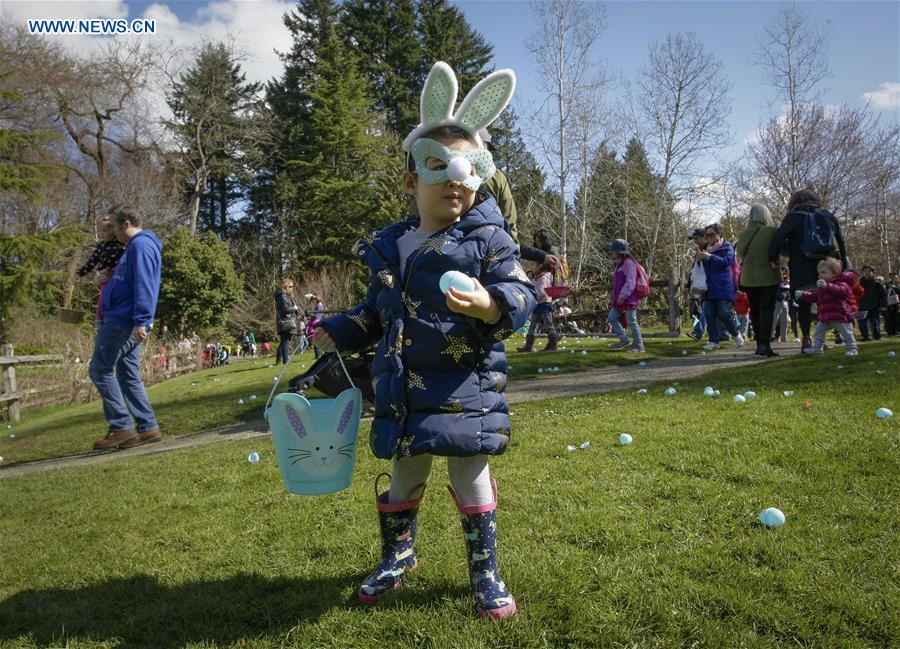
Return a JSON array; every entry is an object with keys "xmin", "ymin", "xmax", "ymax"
[{"xmin": 264, "ymin": 338, "xmax": 357, "ymax": 421}]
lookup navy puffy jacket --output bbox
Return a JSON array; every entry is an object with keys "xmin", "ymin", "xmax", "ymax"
[
  {"xmin": 320, "ymin": 196, "xmax": 537, "ymax": 460},
  {"xmin": 702, "ymin": 240, "xmax": 737, "ymax": 302}
]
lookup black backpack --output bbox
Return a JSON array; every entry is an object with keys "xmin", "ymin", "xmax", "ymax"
[{"xmin": 801, "ymin": 209, "xmax": 838, "ymax": 260}]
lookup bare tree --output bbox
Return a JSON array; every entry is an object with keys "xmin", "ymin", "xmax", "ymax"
[
  {"xmin": 526, "ymin": 0, "xmax": 607, "ymax": 258},
  {"xmin": 633, "ymin": 31, "xmax": 733, "ymax": 278},
  {"xmin": 752, "ymin": 3, "xmax": 831, "ymax": 193}
]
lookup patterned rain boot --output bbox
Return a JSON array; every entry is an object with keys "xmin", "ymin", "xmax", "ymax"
[
  {"xmin": 516, "ymin": 334, "xmax": 535, "ymax": 353},
  {"xmin": 357, "ymin": 473, "xmax": 425, "ymax": 604},
  {"xmin": 449, "ymin": 478, "xmax": 517, "ymax": 619}
]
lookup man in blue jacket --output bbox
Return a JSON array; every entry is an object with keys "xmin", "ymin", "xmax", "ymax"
[{"xmin": 89, "ymin": 206, "xmax": 163, "ymax": 451}]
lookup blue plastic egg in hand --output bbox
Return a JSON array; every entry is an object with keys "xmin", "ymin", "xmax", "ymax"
[
  {"xmin": 759, "ymin": 507, "xmax": 785, "ymax": 527},
  {"xmin": 875, "ymin": 407, "xmax": 893, "ymax": 419},
  {"xmin": 439, "ymin": 270, "xmax": 476, "ymax": 295},
  {"xmin": 619, "ymin": 433, "xmax": 633, "ymax": 445}
]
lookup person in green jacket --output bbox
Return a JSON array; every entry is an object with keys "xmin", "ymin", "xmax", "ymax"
[{"xmin": 735, "ymin": 203, "xmax": 782, "ymax": 356}]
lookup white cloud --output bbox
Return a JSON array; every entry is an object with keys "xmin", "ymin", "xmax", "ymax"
[
  {"xmin": 862, "ymin": 82, "xmax": 900, "ymax": 111},
  {"xmin": 2, "ymin": 1, "xmax": 294, "ymax": 86}
]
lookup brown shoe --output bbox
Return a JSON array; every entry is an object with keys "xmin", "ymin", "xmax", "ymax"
[
  {"xmin": 94, "ymin": 428, "xmax": 138, "ymax": 451},
  {"xmin": 120, "ymin": 429, "xmax": 162, "ymax": 449}
]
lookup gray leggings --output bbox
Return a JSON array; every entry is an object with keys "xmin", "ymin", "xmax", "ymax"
[{"xmin": 388, "ymin": 454, "xmax": 493, "ymax": 506}]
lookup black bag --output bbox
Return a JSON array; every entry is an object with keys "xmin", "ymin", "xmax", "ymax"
[
  {"xmin": 277, "ymin": 316, "xmax": 298, "ymax": 334},
  {"xmin": 288, "ymin": 350, "xmax": 375, "ymax": 403}
]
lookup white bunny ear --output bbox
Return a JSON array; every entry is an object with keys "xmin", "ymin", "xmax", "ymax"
[
  {"xmin": 403, "ymin": 61, "xmax": 459, "ymax": 151},
  {"xmin": 454, "ymin": 69, "xmax": 516, "ymax": 136},
  {"xmin": 421, "ymin": 61, "xmax": 457, "ymax": 126}
]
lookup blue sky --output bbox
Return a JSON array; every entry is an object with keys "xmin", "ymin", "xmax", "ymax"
[{"xmin": 8, "ymin": 0, "xmax": 899, "ymax": 167}]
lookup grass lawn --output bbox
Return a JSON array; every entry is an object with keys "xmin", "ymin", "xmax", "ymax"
[
  {"xmin": 1, "ymin": 333, "xmax": 718, "ymax": 465},
  {"xmin": 1, "ymin": 343, "xmax": 897, "ymax": 648}
]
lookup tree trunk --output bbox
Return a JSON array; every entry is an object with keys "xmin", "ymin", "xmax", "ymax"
[{"xmin": 219, "ymin": 176, "xmax": 227, "ymax": 236}]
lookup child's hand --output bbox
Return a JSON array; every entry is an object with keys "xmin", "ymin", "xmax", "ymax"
[
  {"xmin": 312, "ymin": 327, "xmax": 336, "ymax": 352},
  {"xmin": 816, "ymin": 279, "xmax": 826, "ymax": 288},
  {"xmin": 446, "ymin": 277, "xmax": 501, "ymax": 324},
  {"xmin": 794, "ymin": 290, "xmax": 804, "ymax": 300}
]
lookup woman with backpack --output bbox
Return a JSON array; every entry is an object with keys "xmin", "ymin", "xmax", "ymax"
[
  {"xmin": 607, "ymin": 239, "xmax": 648, "ymax": 352},
  {"xmin": 767, "ymin": 188, "xmax": 847, "ymax": 351},
  {"xmin": 697, "ymin": 224, "xmax": 744, "ymax": 351},
  {"xmin": 735, "ymin": 203, "xmax": 782, "ymax": 357}
]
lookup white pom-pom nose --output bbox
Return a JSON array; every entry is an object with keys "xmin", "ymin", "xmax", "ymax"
[{"xmin": 446, "ymin": 156, "xmax": 472, "ymax": 182}]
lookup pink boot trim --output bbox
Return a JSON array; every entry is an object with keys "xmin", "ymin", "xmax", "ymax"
[{"xmin": 477, "ymin": 599, "xmax": 518, "ymax": 619}]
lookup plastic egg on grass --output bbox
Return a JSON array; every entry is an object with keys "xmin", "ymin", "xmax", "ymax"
[
  {"xmin": 237, "ymin": 399, "xmax": 244, "ymax": 405},
  {"xmin": 538, "ymin": 368, "xmax": 544, "ymax": 374},
  {"xmin": 888, "ymin": 351, "xmax": 896, "ymax": 358},
  {"xmin": 744, "ymin": 391, "xmax": 757, "ymax": 399},
  {"xmin": 439, "ymin": 270, "xmax": 476, "ymax": 295},
  {"xmin": 759, "ymin": 507, "xmax": 785, "ymax": 527},
  {"xmin": 703, "ymin": 387, "xmax": 715, "ymax": 397},
  {"xmin": 619, "ymin": 433, "xmax": 633, "ymax": 446},
  {"xmin": 639, "ymin": 361, "xmax": 646, "ymax": 367},
  {"xmin": 566, "ymin": 444, "xmax": 576, "ymax": 452},
  {"xmin": 682, "ymin": 350, "xmax": 688, "ymax": 355},
  {"xmin": 581, "ymin": 350, "xmax": 587, "ymax": 356},
  {"xmin": 875, "ymin": 407, "xmax": 893, "ymax": 420},
  {"xmin": 664, "ymin": 387, "xmax": 677, "ymax": 396},
  {"xmin": 636, "ymin": 388, "xmax": 648, "ymax": 395},
  {"xmin": 553, "ymin": 366, "xmax": 559, "ymax": 372},
  {"xmin": 733, "ymin": 394, "xmax": 746, "ymax": 404},
  {"xmin": 783, "ymin": 391, "xmax": 794, "ymax": 397},
  {"xmin": 9, "ymin": 434, "xmax": 15, "ymax": 439},
  {"xmin": 249, "ymin": 395, "xmax": 257, "ymax": 401},
  {"xmin": 714, "ymin": 390, "xmax": 721, "ymax": 397},
  {"xmin": 579, "ymin": 441, "xmax": 590, "ymax": 449},
  {"xmin": 247, "ymin": 452, "xmax": 260, "ymax": 463}
]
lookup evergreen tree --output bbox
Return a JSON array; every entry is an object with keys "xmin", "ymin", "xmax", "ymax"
[
  {"xmin": 165, "ymin": 42, "xmax": 264, "ymax": 236},
  {"xmin": 156, "ymin": 228, "xmax": 243, "ymax": 335},
  {"xmin": 417, "ymin": 0, "xmax": 494, "ymax": 92},
  {"xmin": 277, "ymin": 20, "xmax": 403, "ymax": 267},
  {"xmin": 341, "ymin": 0, "xmax": 421, "ymax": 136}
]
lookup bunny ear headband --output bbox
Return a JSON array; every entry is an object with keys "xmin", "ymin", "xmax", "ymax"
[{"xmin": 403, "ymin": 61, "xmax": 516, "ymax": 191}]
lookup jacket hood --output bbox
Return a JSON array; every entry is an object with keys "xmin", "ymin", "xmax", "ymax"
[{"xmin": 131, "ymin": 229, "xmax": 162, "ymax": 252}]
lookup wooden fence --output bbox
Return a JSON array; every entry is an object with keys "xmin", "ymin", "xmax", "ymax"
[{"xmin": 0, "ymin": 341, "xmax": 209, "ymax": 421}]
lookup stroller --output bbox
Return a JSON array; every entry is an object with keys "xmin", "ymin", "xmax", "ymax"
[{"xmin": 288, "ymin": 349, "xmax": 375, "ymax": 404}]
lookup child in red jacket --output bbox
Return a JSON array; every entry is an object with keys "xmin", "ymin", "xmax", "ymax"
[
  {"xmin": 734, "ymin": 290, "xmax": 750, "ymax": 339},
  {"xmin": 796, "ymin": 258, "xmax": 858, "ymax": 356}
]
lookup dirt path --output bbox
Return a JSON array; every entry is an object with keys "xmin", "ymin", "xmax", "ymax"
[{"xmin": 0, "ymin": 346, "xmax": 799, "ymax": 478}]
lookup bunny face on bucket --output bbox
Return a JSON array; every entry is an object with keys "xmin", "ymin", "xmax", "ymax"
[{"xmin": 284, "ymin": 401, "xmax": 356, "ymax": 477}]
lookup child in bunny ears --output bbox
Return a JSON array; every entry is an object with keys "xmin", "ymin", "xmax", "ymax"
[{"xmin": 313, "ymin": 61, "xmax": 536, "ymax": 619}]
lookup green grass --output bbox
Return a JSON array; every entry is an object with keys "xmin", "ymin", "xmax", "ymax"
[
  {"xmin": 1, "ymin": 343, "xmax": 897, "ymax": 647},
  {"xmin": 1, "ymin": 334, "xmax": 723, "ymax": 465}
]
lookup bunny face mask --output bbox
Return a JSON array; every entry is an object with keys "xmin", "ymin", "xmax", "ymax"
[
  {"xmin": 410, "ymin": 137, "xmax": 496, "ymax": 192},
  {"xmin": 402, "ymin": 61, "xmax": 516, "ymax": 153}
]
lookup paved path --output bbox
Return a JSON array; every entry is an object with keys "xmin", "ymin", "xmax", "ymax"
[{"xmin": 0, "ymin": 346, "xmax": 799, "ymax": 478}]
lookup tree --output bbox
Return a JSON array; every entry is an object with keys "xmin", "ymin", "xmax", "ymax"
[
  {"xmin": 165, "ymin": 42, "xmax": 265, "ymax": 237},
  {"xmin": 156, "ymin": 228, "xmax": 243, "ymax": 335},
  {"xmin": 527, "ymin": 0, "xmax": 607, "ymax": 259},
  {"xmin": 752, "ymin": 3, "xmax": 831, "ymax": 195},
  {"xmin": 341, "ymin": 0, "xmax": 421, "ymax": 136},
  {"xmin": 416, "ymin": 0, "xmax": 494, "ymax": 94},
  {"xmin": 276, "ymin": 20, "xmax": 403, "ymax": 267},
  {"xmin": 633, "ymin": 31, "xmax": 732, "ymax": 278}
]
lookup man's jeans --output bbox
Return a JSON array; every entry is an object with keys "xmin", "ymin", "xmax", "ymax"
[
  {"xmin": 703, "ymin": 299, "xmax": 739, "ymax": 343},
  {"xmin": 88, "ymin": 323, "xmax": 159, "ymax": 433},
  {"xmin": 608, "ymin": 308, "xmax": 643, "ymax": 348},
  {"xmin": 859, "ymin": 310, "xmax": 881, "ymax": 340}
]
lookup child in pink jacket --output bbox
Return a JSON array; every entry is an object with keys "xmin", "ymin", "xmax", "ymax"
[
  {"xmin": 607, "ymin": 239, "xmax": 644, "ymax": 352},
  {"xmin": 797, "ymin": 258, "xmax": 858, "ymax": 356}
]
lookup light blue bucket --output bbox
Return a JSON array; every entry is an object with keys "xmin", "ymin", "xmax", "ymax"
[{"xmin": 265, "ymin": 350, "xmax": 362, "ymax": 496}]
